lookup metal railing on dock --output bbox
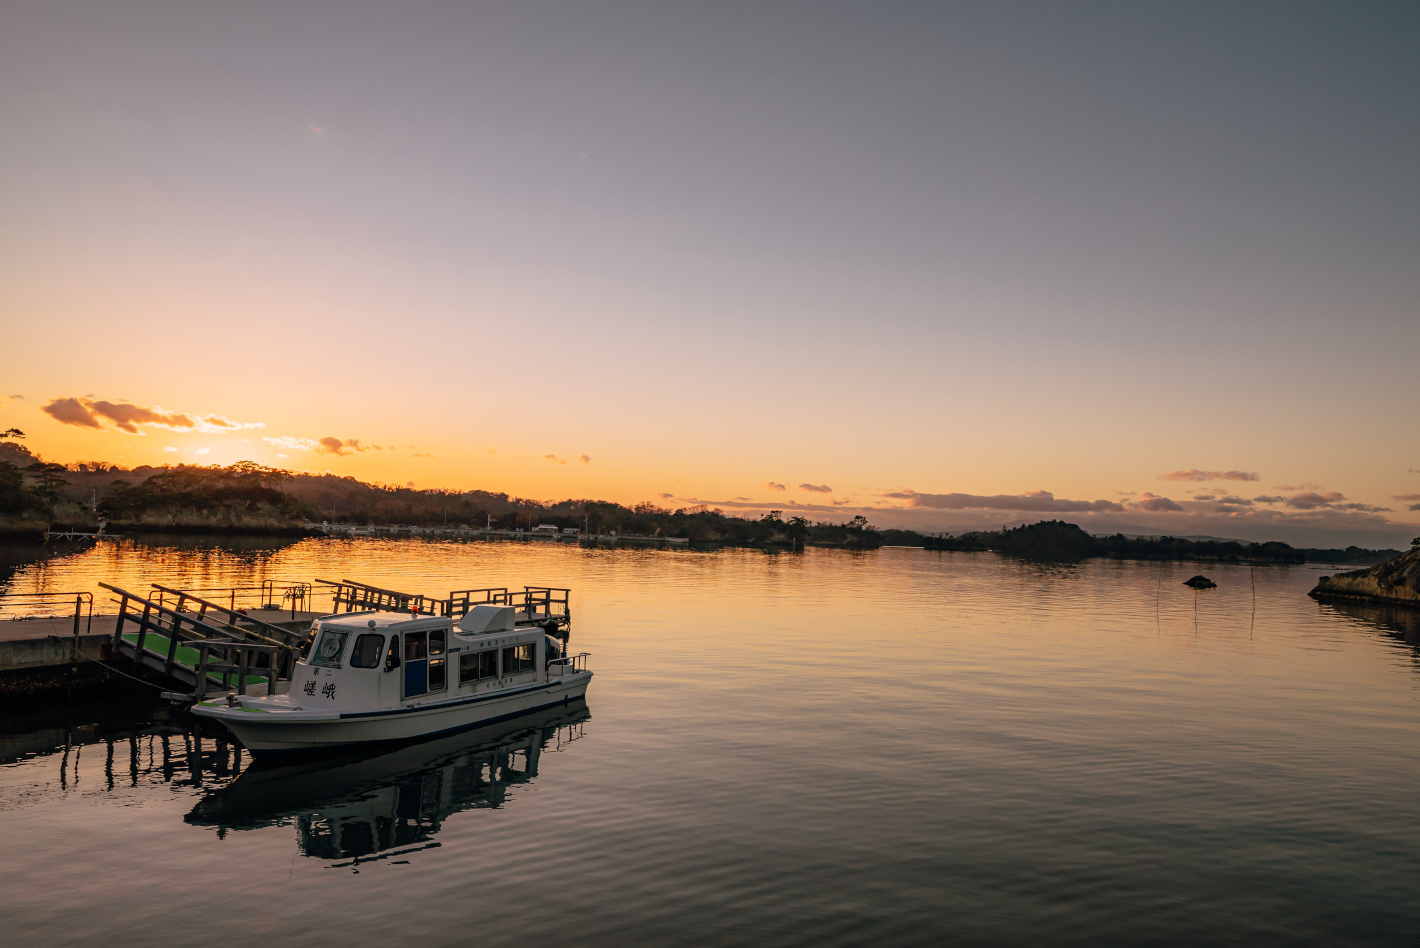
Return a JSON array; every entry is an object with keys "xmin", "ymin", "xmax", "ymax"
[
  {"xmin": 148, "ymin": 584, "xmax": 307, "ymax": 650},
  {"xmin": 0, "ymin": 591, "xmax": 94, "ymax": 627},
  {"xmin": 0, "ymin": 591, "xmax": 95, "ymax": 660},
  {"xmin": 101, "ymin": 584, "xmax": 293, "ymax": 698},
  {"xmin": 149, "ymin": 581, "xmax": 312, "ymax": 616}
]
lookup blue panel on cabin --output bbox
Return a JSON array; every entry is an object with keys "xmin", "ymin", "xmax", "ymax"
[{"xmin": 404, "ymin": 658, "xmax": 428, "ymax": 697}]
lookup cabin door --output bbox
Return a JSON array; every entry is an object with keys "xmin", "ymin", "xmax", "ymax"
[{"xmin": 403, "ymin": 631, "xmax": 428, "ymax": 698}]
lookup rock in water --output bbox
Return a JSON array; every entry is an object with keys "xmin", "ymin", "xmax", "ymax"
[
  {"xmin": 1310, "ymin": 545, "xmax": 1420, "ymax": 606},
  {"xmin": 1183, "ymin": 575, "xmax": 1217, "ymax": 589}
]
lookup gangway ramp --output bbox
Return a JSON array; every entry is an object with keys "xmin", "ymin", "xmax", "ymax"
[{"xmin": 102, "ymin": 584, "xmax": 300, "ymax": 699}]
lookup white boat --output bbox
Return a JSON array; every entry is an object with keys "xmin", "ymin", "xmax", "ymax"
[{"xmin": 191, "ymin": 604, "xmax": 591, "ymax": 755}]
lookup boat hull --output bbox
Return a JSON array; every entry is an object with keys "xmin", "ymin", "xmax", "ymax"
[{"xmin": 194, "ymin": 672, "xmax": 591, "ymax": 755}]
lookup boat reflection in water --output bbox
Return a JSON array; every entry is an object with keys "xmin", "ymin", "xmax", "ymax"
[{"xmin": 186, "ymin": 700, "xmax": 590, "ymax": 865}]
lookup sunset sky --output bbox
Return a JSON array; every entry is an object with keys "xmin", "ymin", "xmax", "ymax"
[{"xmin": 2, "ymin": 1, "xmax": 1417, "ymax": 546}]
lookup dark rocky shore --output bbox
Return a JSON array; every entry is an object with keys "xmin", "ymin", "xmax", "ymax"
[{"xmin": 1310, "ymin": 545, "xmax": 1420, "ymax": 607}]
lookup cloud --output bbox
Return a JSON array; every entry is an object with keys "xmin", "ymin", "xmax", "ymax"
[
  {"xmin": 1159, "ymin": 469, "xmax": 1260, "ymax": 482},
  {"xmin": 544, "ymin": 454, "xmax": 567, "ymax": 464},
  {"xmin": 831, "ymin": 497, "xmax": 852, "ymax": 506},
  {"xmin": 163, "ymin": 446, "xmax": 178, "ymax": 453},
  {"xmin": 799, "ymin": 483, "xmax": 833, "ymax": 494},
  {"xmin": 42, "ymin": 397, "xmax": 102, "ymax": 429},
  {"xmin": 263, "ymin": 436, "xmax": 321, "ymax": 451},
  {"xmin": 1411, "ymin": 503, "xmax": 1420, "ymax": 512},
  {"xmin": 1393, "ymin": 494, "xmax": 1420, "ymax": 502},
  {"xmin": 1253, "ymin": 495, "xmax": 1286, "ymax": 504},
  {"xmin": 883, "ymin": 489, "xmax": 1125, "ymax": 513},
  {"xmin": 658, "ymin": 492, "xmax": 674, "ymax": 499},
  {"xmin": 318, "ymin": 437, "xmax": 387, "ymax": 457},
  {"xmin": 1133, "ymin": 492, "xmax": 1184, "ymax": 512},
  {"xmin": 1272, "ymin": 491, "xmax": 1391, "ymax": 513},
  {"xmin": 1215, "ymin": 495, "xmax": 1253, "ymax": 506},
  {"xmin": 1285, "ymin": 491, "xmax": 1347, "ymax": 510},
  {"xmin": 579, "ymin": 454, "xmax": 592, "ymax": 465},
  {"xmin": 307, "ymin": 124, "xmax": 325, "ymax": 134},
  {"xmin": 1276, "ymin": 483, "xmax": 1324, "ymax": 492},
  {"xmin": 194, "ymin": 447, "xmax": 211, "ymax": 455},
  {"xmin": 412, "ymin": 451, "xmax": 437, "ymax": 459},
  {"xmin": 42, "ymin": 396, "xmax": 263, "ymax": 435},
  {"xmin": 0, "ymin": 394, "xmax": 21, "ymax": 408},
  {"xmin": 764, "ymin": 482, "xmax": 787, "ymax": 492}
]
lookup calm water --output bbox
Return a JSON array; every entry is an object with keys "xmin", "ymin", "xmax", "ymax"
[{"xmin": 2, "ymin": 537, "xmax": 1420, "ymax": 946}]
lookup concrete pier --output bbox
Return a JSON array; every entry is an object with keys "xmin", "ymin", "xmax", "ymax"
[{"xmin": 0, "ymin": 608, "xmax": 320, "ymax": 698}]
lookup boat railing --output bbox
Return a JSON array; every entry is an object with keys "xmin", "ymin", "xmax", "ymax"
[
  {"xmin": 550, "ymin": 651, "xmax": 590, "ymax": 674},
  {"xmin": 319, "ymin": 580, "xmax": 572, "ymax": 631},
  {"xmin": 446, "ymin": 587, "xmax": 513, "ymax": 615}
]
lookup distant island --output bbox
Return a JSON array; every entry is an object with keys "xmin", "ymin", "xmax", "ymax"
[
  {"xmin": 918, "ymin": 519, "xmax": 1398, "ymax": 566},
  {"xmin": 0, "ymin": 436, "xmax": 1405, "ymax": 564}
]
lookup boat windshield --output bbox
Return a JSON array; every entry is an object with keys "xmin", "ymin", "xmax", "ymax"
[{"xmin": 311, "ymin": 629, "xmax": 350, "ymax": 667}]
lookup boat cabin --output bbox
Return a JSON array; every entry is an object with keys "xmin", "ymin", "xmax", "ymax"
[{"xmin": 292, "ymin": 605, "xmax": 564, "ymax": 712}]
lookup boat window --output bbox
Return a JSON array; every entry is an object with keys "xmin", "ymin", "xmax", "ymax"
[
  {"xmin": 349, "ymin": 633, "xmax": 384, "ymax": 669},
  {"xmin": 405, "ymin": 631, "xmax": 427, "ymax": 661},
  {"xmin": 385, "ymin": 635, "xmax": 401, "ymax": 671},
  {"xmin": 312, "ymin": 630, "xmax": 350, "ymax": 667},
  {"xmin": 430, "ymin": 630, "xmax": 446, "ymax": 656},
  {"xmin": 502, "ymin": 643, "xmax": 535, "ymax": 675},
  {"xmin": 459, "ymin": 649, "xmax": 499, "ymax": 684},
  {"xmin": 429, "ymin": 658, "xmax": 447, "ymax": 691}
]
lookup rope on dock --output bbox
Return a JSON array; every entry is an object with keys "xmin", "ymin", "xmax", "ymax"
[{"xmin": 45, "ymin": 635, "xmax": 168, "ymax": 691}]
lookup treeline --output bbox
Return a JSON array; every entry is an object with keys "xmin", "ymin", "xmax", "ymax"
[
  {"xmin": 920, "ymin": 520, "xmax": 1399, "ymax": 565},
  {"xmin": 0, "ymin": 432, "xmax": 66, "ymax": 525},
  {"xmin": 13, "ymin": 453, "xmax": 882, "ymax": 547}
]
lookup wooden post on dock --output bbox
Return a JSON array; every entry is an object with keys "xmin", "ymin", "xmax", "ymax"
[{"xmin": 71, "ymin": 596, "xmax": 81, "ymax": 664}]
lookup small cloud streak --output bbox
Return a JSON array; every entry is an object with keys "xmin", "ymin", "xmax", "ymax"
[
  {"xmin": 42, "ymin": 397, "xmax": 264, "ymax": 435},
  {"xmin": 263, "ymin": 436, "xmax": 321, "ymax": 452},
  {"xmin": 884, "ymin": 489, "xmax": 1125, "ymax": 513},
  {"xmin": 1285, "ymin": 491, "xmax": 1347, "ymax": 510},
  {"xmin": 1281, "ymin": 491, "xmax": 1390, "ymax": 513},
  {"xmin": 194, "ymin": 447, "xmax": 211, "ymax": 455},
  {"xmin": 1393, "ymin": 494, "xmax": 1420, "ymax": 502},
  {"xmin": 799, "ymin": 483, "xmax": 833, "ymax": 494},
  {"xmin": 1134, "ymin": 492, "xmax": 1184, "ymax": 512},
  {"xmin": 658, "ymin": 492, "xmax": 674, "ymax": 499},
  {"xmin": 1159, "ymin": 469, "xmax": 1260, "ymax": 482},
  {"xmin": 544, "ymin": 454, "xmax": 567, "ymax": 465},
  {"xmin": 318, "ymin": 437, "xmax": 387, "ymax": 457},
  {"xmin": 579, "ymin": 454, "xmax": 592, "ymax": 465},
  {"xmin": 764, "ymin": 482, "xmax": 787, "ymax": 492}
]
